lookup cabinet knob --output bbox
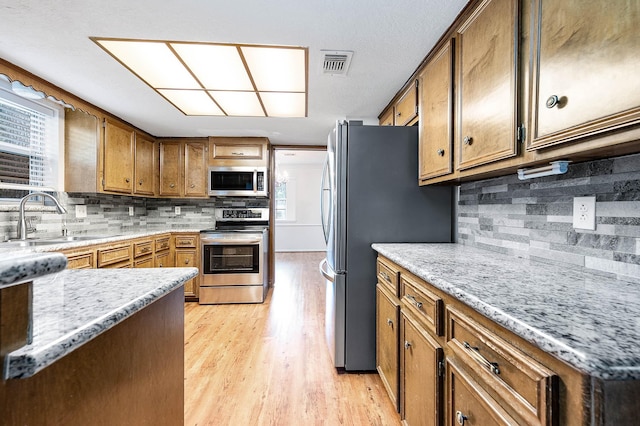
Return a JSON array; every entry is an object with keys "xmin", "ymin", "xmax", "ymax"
[
  {"xmin": 170, "ymin": 183, "xmax": 175, "ymax": 188},
  {"xmin": 184, "ymin": 259, "xmax": 190, "ymax": 265},
  {"xmin": 456, "ymin": 411, "xmax": 468, "ymax": 425},
  {"xmin": 546, "ymin": 95, "xmax": 560, "ymax": 108},
  {"xmin": 125, "ymin": 178, "xmax": 130, "ymax": 183},
  {"xmin": 437, "ymin": 149, "xmax": 445, "ymax": 156},
  {"xmin": 158, "ymin": 263, "xmax": 163, "ymax": 267},
  {"xmin": 386, "ymin": 318, "xmax": 393, "ymax": 327},
  {"xmin": 396, "ymin": 112, "xmax": 402, "ymax": 117},
  {"xmin": 463, "ymin": 136, "xmax": 473, "ymax": 146},
  {"xmin": 190, "ymin": 184, "xmax": 195, "ymax": 188},
  {"xmin": 404, "ymin": 341, "xmax": 411, "ymax": 350},
  {"xmin": 139, "ymin": 179, "xmax": 144, "ymax": 185}
]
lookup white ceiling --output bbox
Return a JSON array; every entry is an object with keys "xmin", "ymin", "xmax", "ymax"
[{"xmin": 0, "ymin": 0, "xmax": 468, "ymax": 146}]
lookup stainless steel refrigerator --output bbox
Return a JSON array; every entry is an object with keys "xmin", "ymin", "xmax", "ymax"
[{"xmin": 319, "ymin": 121, "xmax": 452, "ymax": 371}]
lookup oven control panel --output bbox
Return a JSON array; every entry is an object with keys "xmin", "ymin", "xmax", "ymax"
[{"xmin": 214, "ymin": 208, "xmax": 269, "ymax": 221}]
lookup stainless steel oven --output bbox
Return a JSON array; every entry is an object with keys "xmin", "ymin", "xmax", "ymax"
[{"xmin": 199, "ymin": 206, "xmax": 269, "ymax": 304}]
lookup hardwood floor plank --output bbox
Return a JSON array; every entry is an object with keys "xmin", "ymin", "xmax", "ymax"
[{"xmin": 185, "ymin": 252, "xmax": 400, "ymax": 425}]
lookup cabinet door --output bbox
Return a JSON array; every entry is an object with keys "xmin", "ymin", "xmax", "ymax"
[
  {"xmin": 379, "ymin": 108, "xmax": 394, "ymax": 126},
  {"xmin": 134, "ymin": 133, "xmax": 156, "ymax": 196},
  {"xmin": 401, "ymin": 310, "xmax": 443, "ymax": 426},
  {"xmin": 184, "ymin": 142, "xmax": 207, "ymax": 197},
  {"xmin": 529, "ymin": 0, "xmax": 640, "ymax": 149},
  {"xmin": 176, "ymin": 249, "xmax": 198, "ymax": 298},
  {"xmin": 159, "ymin": 141, "xmax": 182, "ymax": 197},
  {"xmin": 419, "ymin": 40, "xmax": 454, "ymax": 181},
  {"xmin": 103, "ymin": 119, "xmax": 134, "ymax": 193},
  {"xmin": 395, "ymin": 82, "xmax": 418, "ymax": 126},
  {"xmin": 456, "ymin": 0, "xmax": 519, "ymax": 170},
  {"xmin": 376, "ymin": 285, "xmax": 400, "ymax": 411}
]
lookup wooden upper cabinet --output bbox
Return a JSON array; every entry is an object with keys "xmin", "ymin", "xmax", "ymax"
[
  {"xmin": 209, "ymin": 137, "xmax": 269, "ymax": 167},
  {"xmin": 184, "ymin": 141, "xmax": 207, "ymax": 197},
  {"xmin": 103, "ymin": 119, "xmax": 134, "ymax": 193},
  {"xmin": 133, "ymin": 132, "xmax": 156, "ymax": 196},
  {"xmin": 419, "ymin": 39, "xmax": 454, "ymax": 182},
  {"xmin": 456, "ymin": 0, "xmax": 519, "ymax": 170},
  {"xmin": 159, "ymin": 141, "xmax": 182, "ymax": 197},
  {"xmin": 528, "ymin": 0, "xmax": 640, "ymax": 150},
  {"xmin": 395, "ymin": 81, "xmax": 419, "ymax": 126},
  {"xmin": 379, "ymin": 108, "xmax": 394, "ymax": 126}
]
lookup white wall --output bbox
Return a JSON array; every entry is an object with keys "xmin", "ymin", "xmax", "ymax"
[{"xmin": 275, "ymin": 161, "xmax": 326, "ymax": 252}]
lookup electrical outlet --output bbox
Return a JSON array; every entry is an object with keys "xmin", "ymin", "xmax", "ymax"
[
  {"xmin": 129, "ymin": 206, "xmax": 134, "ymax": 216},
  {"xmin": 572, "ymin": 196, "xmax": 596, "ymax": 230},
  {"xmin": 75, "ymin": 205, "xmax": 87, "ymax": 218},
  {"xmin": 175, "ymin": 206, "xmax": 181, "ymax": 215}
]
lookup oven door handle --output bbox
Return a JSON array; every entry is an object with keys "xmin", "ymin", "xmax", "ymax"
[{"xmin": 201, "ymin": 238, "xmax": 261, "ymax": 245}]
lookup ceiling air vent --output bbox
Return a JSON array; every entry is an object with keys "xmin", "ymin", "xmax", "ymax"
[{"xmin": 321, "ymin": 50, "xmax": 353, "ymax": 76}]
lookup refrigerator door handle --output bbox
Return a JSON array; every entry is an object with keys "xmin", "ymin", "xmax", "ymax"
[
  {"xmin": 319, "ymin": 258, "xmax": 335, "ymax": 282},
  {"xmin": 320, "ymin": 158, "xmax": 330, "ymax": 244}
]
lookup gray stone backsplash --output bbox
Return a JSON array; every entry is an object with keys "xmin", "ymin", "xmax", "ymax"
[{"xmin": 458, "ymin": 152, "xmax": 640, "ymax": 280}]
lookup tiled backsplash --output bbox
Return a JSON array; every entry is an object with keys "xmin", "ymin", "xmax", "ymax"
[
  {"xmin": 0, "ymin": 193, "xmax": 217, "ymax": 240},
  {"xmin": 458, "ymin": 152, "xmax": 640, "ymax": 280}
]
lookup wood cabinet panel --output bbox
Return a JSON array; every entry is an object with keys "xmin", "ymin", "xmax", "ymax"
[
  {"xmin": 103, "ymin": 119, "xmax": 134, "ymax": 193},
  {"xmin": 134, "ymin": 133, "xmax": 156, "ymax": 196},
  {"xmin": 419, "ymin": 40, "xmax": 454, "ymax": 181},
  {"xmin": 175, "ymin": 235, "xmax": 197, "ymax": 248},
  {"xmin": 379, "ymin": 108, "xmax": 394, "ymax": 126},
  {"xmin": 159, "ymin": 141, "xmax": 182, "ymax": 197},
  {"xmin": 447, "ymin": 306, "xmax": 556, "ymax": 425},
  {"xmin": 377, "ymin": 257, "xmax": 400, "ymax": 297},
  {"xmin": 395, "ymin": 82, "xmax": 418, "ymax": 126},
  {"xmin": 456, "ymin": 0, "xmax": 519, "ymax": 170},
  {"xmin": 154, "ymin": 235, "xmax": 171, "ymax": 252},
  {"xmin": 401, "ymin": 274, "xmax": 443, "ymax": 337},
  {"xmin": 97, "ymin": 244, "xmax": 132, "ymax": 268},
  {"xmin": 529, "ymin": 0, "xmax": 640, "ymax": 150},
  {"xmin": 209, "ymin": 137, "xmax": 269, "ymax": 167},
  {"xmin": 401, "ymin": 309, "xmax": 444, "ymax": 426},
  {"xmin": 448, "ymin": 358, "xmax": 518, "ymax": 426},
  {"xmin": 134, "ymin": 257, "xmax": 154, "ymax": 268},
  {"xmin": 184, "ymin": 142, "xmax": 207, "ymax": 197},
  {"xmin": 154, "ymin": 251, "xmax": 171, "ymax": 268},
  {"xmin": 133, "ymin": 240, "xmax": 153, "ymax": 258},
  {"xmin": 376, "ymin": 284, "xmax": 400, "ymax": 412},
  {"xmin": 63, "ymin": 250, "xmax": 95, "ymax": 269}
]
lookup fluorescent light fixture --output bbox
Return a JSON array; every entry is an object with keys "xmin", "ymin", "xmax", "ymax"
[
  {"xmin": 517, "ymin": 161, "xmax": 570, "ymax": 180},
  {"xmin": 92, "ymin": 38, "xmax": 308, "ymax": 118},
  {"xmin": 11, "ymin": 81, "xmax": 45, "ymax": 100}
]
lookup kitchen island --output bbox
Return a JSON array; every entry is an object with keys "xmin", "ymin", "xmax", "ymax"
[
  {"xmin": 373, "ymin": 243, "xmax": 640, "ymax": 425},
  {"xmin": 0, "ymin": 251, "xmax": 198, "ymax": 425}
]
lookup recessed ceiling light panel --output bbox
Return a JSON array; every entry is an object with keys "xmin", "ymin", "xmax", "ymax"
[{"xmin": 92, "ymin": 37, "xmax": 308, "ymax": 118}]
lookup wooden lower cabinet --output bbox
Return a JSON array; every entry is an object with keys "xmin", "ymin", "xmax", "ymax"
[
  {"xmin": 174, "ymin": 233, "xmax": 200, "ymax": 300},
  {"xmin": 376, "ymin": 284, "xmax": 400, "ymax": 411},
  {"xmin": 447, "ymin": 359, "xmax": 517, "ymax": 426},
  {"xmin": 400, "ymin": 309, "xmax": 444, "ymax": 426}
]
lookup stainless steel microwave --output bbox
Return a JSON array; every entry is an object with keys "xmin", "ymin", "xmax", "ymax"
[{"xmin": 208, "ymin": 166, "xmax": 268, "ymax": 197}]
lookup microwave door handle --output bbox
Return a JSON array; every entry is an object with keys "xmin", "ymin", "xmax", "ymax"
[
  {"xmin": 201, "ymin": 238, "xmax": 261, "ymax": 244},
  {"xmin": 253, "ymin": 170, "xmax": 257, "ymax": 194}
]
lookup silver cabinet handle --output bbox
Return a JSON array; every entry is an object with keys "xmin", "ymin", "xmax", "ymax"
[
  {"xmin": 463, "ymin": 136, "xmax": 473, "ymax": 145},
  {"xmin": 404, "ymin": 341, "xmax": 411, "ymax": 350},
  {"xmin": 546, "ymin": 95, "xmax": 560, "ymax": 108},
  {"xmin": 463, "ymin": 341, "xmax": 500, "ymax": 375},
  {"xmin": 170, "ymin": 183, "xmax": 175, "ymax": 188},
  {"xmin": 231, "ymin": 152, "xmax": 244, "ymax": 156},
  {"xmin": 386, "ymin": 318, "xmax": 393, "ymax": 327},
  {"xmin": 190, "ymin": 184, "xmax": 195, "ymax": 188},
  {"xmin": 437, "ymin": 149, "xmax": 445, "ymax": 156},
  {"xmin": 406, "ymin": 294, "xmax": 422, "ymax": 309},
  {"xmin": 380, "ymin": 271, "xmax": 392, "ymax": 284},
  {"xmin": 456, "ymin": 411, "xmax": 468, "ymax": 425}
]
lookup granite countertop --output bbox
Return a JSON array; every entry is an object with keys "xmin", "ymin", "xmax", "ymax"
[
  {"xmin": 3, "ymin": 266, "xmax": 198, "ymax": 379},
  {"xmin": 0, "ymin": 251, "xmax": 68, "ymax": 288},
  {"xmin": 372, "ymin": 243, "xmax": 640, "ymax": 381}
]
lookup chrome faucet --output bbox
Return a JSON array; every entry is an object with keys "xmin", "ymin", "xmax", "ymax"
[{"xmin": 18, "ymin": 192, "xmax": 67, "ymax": 240}]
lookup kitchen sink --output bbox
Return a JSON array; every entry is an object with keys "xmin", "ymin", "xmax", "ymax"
[{"xmin": 2, "ymin": 235, "xmax": 103, "ymax": 247}]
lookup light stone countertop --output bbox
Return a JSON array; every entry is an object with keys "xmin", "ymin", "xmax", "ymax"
[
  {"xmin": 3, "ymin": 266, "xmax": 198, "ymax": 379},
  {"xmin": 372, "ymin": 243, "xmax": 640, "ymax": 381},
  {"xmin": 0, "ymin": 251, "xmax": 67, "ymax": 288}
]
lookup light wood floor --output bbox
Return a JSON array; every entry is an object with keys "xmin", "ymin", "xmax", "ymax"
[{"xmin": 184, "ymin": 251, "xmax": 401, "ymax": 426}]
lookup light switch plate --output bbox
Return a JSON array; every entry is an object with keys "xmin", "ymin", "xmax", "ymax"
[
  {"xmin": 75, "ymin": 205, "xmax": 87, "ymax": 218},
  {"xmin": 129, "ymin": 206, "xmax": 134, "ymax": 216},
  {"xmin": 175, "ymin": 206, "xmax": 181, "ymax": 215},
  {"xmin": 572, "ymin": 196, "xmax": 596, "ymax": 230}
]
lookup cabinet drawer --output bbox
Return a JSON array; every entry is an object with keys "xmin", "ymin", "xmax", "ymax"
[
  {"xmin": 447, "ymin": 307, "xmax": 557, "ymax": 425},
  {"xmin": 175, "ymin": 249, "xmax": 197, "ymax": 267},
  {"xmin": 134, "ymin": 257, "xmax": 154, "ymax": 268},
  {"xmin": 377, "ymin": 257, "xmax": 400, "ymax": 296},
  {"xmin": 97, "ymin": 244, "xmax": 132, "ymax": 267},
  {"xmin": 133, "ymin": 241, "xmax": 153, "ymax": 258},
  {"xmin": 65, "ymin": 251, "xmax": 95, "ymax": 269},
  {"xmin": 401, "ymin": 274, "xmax": 443, "ymax": 336},
  {"xmin": 155, "ymin": 251, "xmax": 171, "ymax": 268},
  {"xmin": 154, "ymin": 236, "xmax": 170, "ymax": 252},
  {"xmin": 447, "ymin": 358, "xmax": 518, "ymax": 426},
  {"xmin": 174, "ymin": 235, "xmax": 197, "ymax": 248}
]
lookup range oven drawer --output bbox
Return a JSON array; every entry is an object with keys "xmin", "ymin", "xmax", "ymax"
[{"xmin": 199, "ymin": 285, "xmax": 265, "ymax": 304}]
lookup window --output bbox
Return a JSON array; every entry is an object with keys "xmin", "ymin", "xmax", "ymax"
[
  {"xmin": 0, "ymin": 78, "xmax": 61, "ymax": 201},
  {"xmin": 275, "ymin": 181, "xmax": 287, "ymax": 220},
  {"xmin": 274, "ymin": 177, "xmax": 296, "ymax": 221}
]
